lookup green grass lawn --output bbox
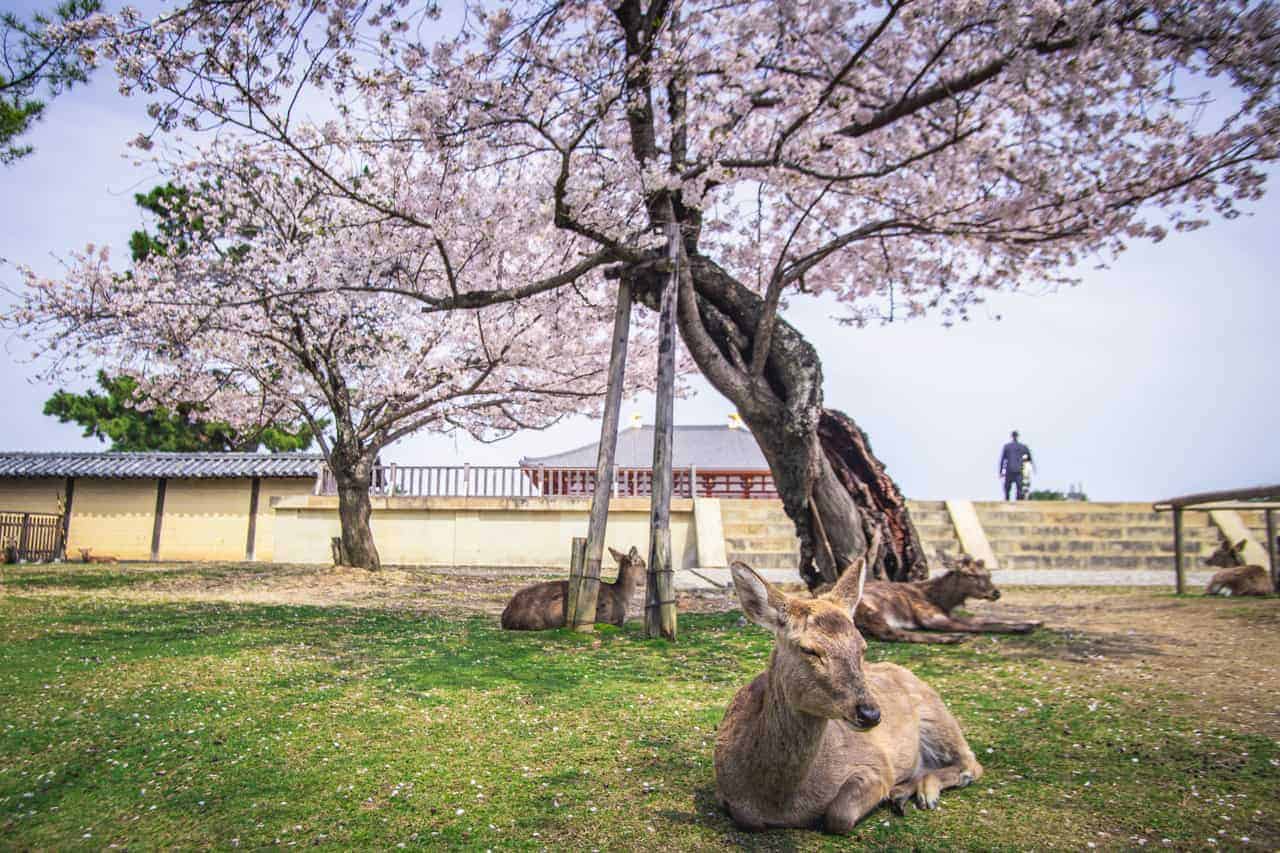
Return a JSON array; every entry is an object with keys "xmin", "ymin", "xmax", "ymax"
[{"xmin": 0, "ymin": 582, "xmax": 1276, "ymax": 850}]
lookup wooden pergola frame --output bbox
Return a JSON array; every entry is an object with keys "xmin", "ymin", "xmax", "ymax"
[{"xmin": 1153, "ymin": 485, "xmax": 1280, "ymax": 594}]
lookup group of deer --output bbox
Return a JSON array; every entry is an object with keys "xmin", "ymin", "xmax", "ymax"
[
  {"xmin": 501, "ymin": 533, "xmax": 1035, "ymax": 833},
  {"xmin": 500, "ymin": 520, "xmax": 1276, "ymax": 834}
]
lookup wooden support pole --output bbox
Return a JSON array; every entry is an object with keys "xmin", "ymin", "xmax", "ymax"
[
  {"xmin": 150, "ymin": 478, "xmax": 168, "ymax": 562},
  {"xmin": 245, "ymin": 476, "xmax": 262, "ymax": 561},
  {"xmin": 566, "ymin": 536, "xmax": 588, "ymax": 628},
  {"xmin": 17, "ymin": 513, "xmax": 31, "ymax": 561},
  {"xmin": 59, "ymin": 477, "xmax": 75, "ymax": 560},
  {"xmin": 1267, "ymin": 509, "xmax": 1277, "ymax": 593},
  {"xmin": 647, "ymin": 527, "xmax": 677, "ymax": 639},
  {"xmin": 646, "ymin": 221, "xmax": 680, "ymax": 641},
  {"xmin": 574, "ymin": 283, "xmax": 633, "ymax": 631},
  {"xmin": 1173, "ymin": 508, "xmax": 1184, "ymax": 595}
]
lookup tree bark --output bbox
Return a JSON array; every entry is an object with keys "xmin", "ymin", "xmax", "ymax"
[
  {"xmin": 619, "ymin": 251, "xmax": 927, "ymax": 590},
  {"xmin": 329, "ymin": 453, "xmax": 381, "ymax": 571}
]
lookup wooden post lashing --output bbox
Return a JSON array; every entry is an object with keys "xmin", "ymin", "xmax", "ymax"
[
  {"xmin": 574, "ymin": 283, "xmax": 633, "ymax": 631},
  {"xmin": 566, "ymin": 536, "xmax": 588, "ymax": 628},
  {"xmin": 646, "ymin": 220, "xmax": 680, "ymax": 641}
]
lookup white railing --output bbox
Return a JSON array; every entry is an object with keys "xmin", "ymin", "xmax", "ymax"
[{"xmin": 315, "ymin": 464, "xmax": 779, "ymax": 500}]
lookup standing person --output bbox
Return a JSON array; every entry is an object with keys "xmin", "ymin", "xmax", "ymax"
[{"xmin": 999, "ymin": 431, "xmax": 1033, "ymax": 501}]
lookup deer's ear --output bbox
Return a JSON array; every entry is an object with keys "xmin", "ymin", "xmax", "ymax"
[
  {"xmin": 608, "ymin": 547, "xmax": 626, "ymax": 563},
  {"xmin": 828, "ymin": 555, "xmax": 867, "ymax": 613},
  {"xmin": 628, "ymin": 545, "xmax": 642, "ymax": 563},
  {"xmin": 730, "ymin": 561, "xmax": 788, "ymax": 632},
  {"xmin": 828, "ymin": 527, "xmax": 882, "ymax": 613}
]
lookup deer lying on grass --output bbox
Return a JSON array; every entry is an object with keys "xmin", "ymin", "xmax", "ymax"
[
  {"xmin": 78, "ymin": 548, "xmax": 119, "ymax": 564},
  {"xmin": 1204, "ymin": 538, "xmax": 1273, "ymax": 597},
  {"xmin": 500, "ymin": 546, "xmax": 645, "ymax": 630},
  {"xmin": 855, "ymin": 551, "xmax": 1041, "ymax": 644},
  {"xmin": 715, "ymin": 531, "xmax": 983, "ymax": 834}
]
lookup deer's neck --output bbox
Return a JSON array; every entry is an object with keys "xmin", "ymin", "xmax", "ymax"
[
  {"xmin": 611, "ymin": 559, "xmax": 644, "ymax": 598},
  {"xmin": 920, "ymin": 573, "xmax": 967, "ymax": 612},
  {"xmin": 747, "ymin": 654, "xmax": 828, "ymax": 800}
]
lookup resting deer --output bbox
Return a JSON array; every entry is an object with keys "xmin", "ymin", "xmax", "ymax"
[
  {"xmin": 855, "ymin": 551, "xmax": 1041, "ymax": 644},
  {"xmin": 1204, "ymin": 538, "xmax": 1273, "ymax": 597},
  {"xmin": 500, "ymin": 546, "xmax": 645, "ymax": 630},
  {"xmin": 715, "ymin": 532, "xmax": 982, "ymax": 833},
  {"xmin": 78, "ymin": 548, "xmax": 119, "ymax": 564}
]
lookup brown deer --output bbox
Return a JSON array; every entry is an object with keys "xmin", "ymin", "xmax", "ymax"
[
  {"xmin": 78, "ymin": 548, "xmax": 119, "ymax": 564},
  {"xmin": 855, "ymin": 551, "xmax": 1041, "ymax": 644},
  {"xmin": 500, "ymin": 546, "xmax": 645, "ymax": 630},
  {"xmin": 1204, "ymin": 538, "xmax": 1273, "ymax": 597},
  {"xmin": 715, "ymin": 532, "xmax": 983, "ymax": 833}
]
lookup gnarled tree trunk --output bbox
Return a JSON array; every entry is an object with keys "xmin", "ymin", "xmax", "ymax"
[
  {"xmin": 328, "ymin": 450, "xmax": 381, "ymax": 571},
  {"xmin": 620, "ymin": 252, "xmax": 928, "ymax": 590}
]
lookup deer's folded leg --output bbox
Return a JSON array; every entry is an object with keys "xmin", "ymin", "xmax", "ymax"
[
  {"xmin": 825, "ymin": 767, "xmax": 890, "ymax": 835},
  {"xmin": 920, "ymin": 612, "xmax": 1039, "ymax": 635}
]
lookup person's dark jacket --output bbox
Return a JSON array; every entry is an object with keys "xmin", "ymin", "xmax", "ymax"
[{"xmin": 1000, "ymin": 441, "xmax": 1032, "ymax": 476}]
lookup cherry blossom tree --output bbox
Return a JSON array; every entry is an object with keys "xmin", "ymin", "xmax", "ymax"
[
  {"xmin": 11, "ymin": 142, "xmax": 653, "ymax": 569},
  {"xmin": 44, "ymin": 0, "xmax": 1280, "ymax": 585}
]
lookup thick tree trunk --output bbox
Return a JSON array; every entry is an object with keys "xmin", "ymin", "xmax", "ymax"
[
  {"xmin": 817, "ymin": 410, "xmax": 929, "ymax": 583},
  {"xmin": 620, "ymin": 251, "xmax": 928, "ymax": 589},
  {"xmin": 329, "ymin": 454, "xmax": 381, "ymax": 571}
]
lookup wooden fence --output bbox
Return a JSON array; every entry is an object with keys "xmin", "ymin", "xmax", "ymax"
[
  {"xmin": 0, "ymin": 510, "xmax": 65, "ymax": 562},
  {"xmin": 317, "ymin": 465, "xmax": 778, "ymax": 500}
]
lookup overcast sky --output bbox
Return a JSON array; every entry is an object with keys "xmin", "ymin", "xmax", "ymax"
[{"xmin": 1, "ymin": 11, "xmax": 1276, "ymax": 502}]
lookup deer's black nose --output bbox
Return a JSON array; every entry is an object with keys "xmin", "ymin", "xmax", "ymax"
[
  {"xmin": 855, "ymin": 704, "xmax": 880, "ymax": 728},
  {"xmin": 991, "ymin": 589, "xmax": 1001, "ymax": 600}
]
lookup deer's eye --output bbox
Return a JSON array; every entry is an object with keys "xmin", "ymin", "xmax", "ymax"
[{"xmin": 799, "ymin": 645, "xmax": 821, "ymax": 658}]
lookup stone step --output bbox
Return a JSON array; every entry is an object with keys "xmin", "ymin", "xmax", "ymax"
[
  {"xmin": 987, "ymin": 569, "xmax": 1215, "ymax": 587},
  {"xmin": 721, "ymin": 512, "xmax": 788, "ymax": 525},
  {"xmin": 988, "ymin": 539, "xmax": 1208, "ymax": 556},
  {"xmin": 908, "ymin": 510, "xmax": 951, "ymax": 525},
  {"xmin": 726, "ymin": 535, "xmax": 801, "ymax": 552},
  {"xmin": 994, "ymin": 554, "xmax": 1189, "ymax": 571},
  {"xmin": 721, "ymin": 499, "xmax": 788, "ymax": 512},
  {"xmin": 726, "ymin": 550, "xmax": 799, "ymax": 570},
  {"xmin": 981, "ymin": 525, "xmax": 1218, "ymax": 541},
  {"xmin": 977, "ymin": 510, "xmax": 1180, "ymax": 525},
  {"xmin": 722, "ymin": 521, "xmax": 796, "ymax": 538},
  {"xmin": 916, "ymin": 517, "xmax": 957, "ymax": 532}
]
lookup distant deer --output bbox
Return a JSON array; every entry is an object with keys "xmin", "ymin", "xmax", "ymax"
[
  {"xmin": 1204, "ymin": 538, "xmax": 1273, "ymax": 597},
  {"xmin": 715, "ymin": 531, "xmax": 983, "ymax": 833},
  {"xmin": 855, "ymin": 550, "xmax": 1041, "ymax": 644},
  {"xmin": 78, "ymin": 548, "xmax": 119, "ymax": 564},
  {"xmin": 501, "ymin": 546, "xmax": 645, "ymax": 630}
]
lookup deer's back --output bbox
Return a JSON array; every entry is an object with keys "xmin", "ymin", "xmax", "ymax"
[
  {"xmin": 1206, "ymin": 565, "xmax": 1273, "ymax": 596},
  {"xmin": 858, "ymin": 581, "xmax": 937, "ymax": 629},
  {"xmin": 500, "ymin": 580, "xmax": 568, "ymax": 630}
]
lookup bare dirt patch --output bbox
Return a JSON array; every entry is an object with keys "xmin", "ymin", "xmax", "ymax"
[
  {"xmin": 6, "ymin": 561, "xmax": 741, "ymax": 617},
  {"xmin": 967, "ymin": 588, "xmax": 1280, "ymax": 737}
]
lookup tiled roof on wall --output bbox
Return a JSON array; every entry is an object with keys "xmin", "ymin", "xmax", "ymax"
[
  {"xmin": 0, "ymin": 451, "xmax": 324, "ymax": 479},
  {"xmin": 519, "ymin": 425, "xmax": 768, "ymax": 470}
]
